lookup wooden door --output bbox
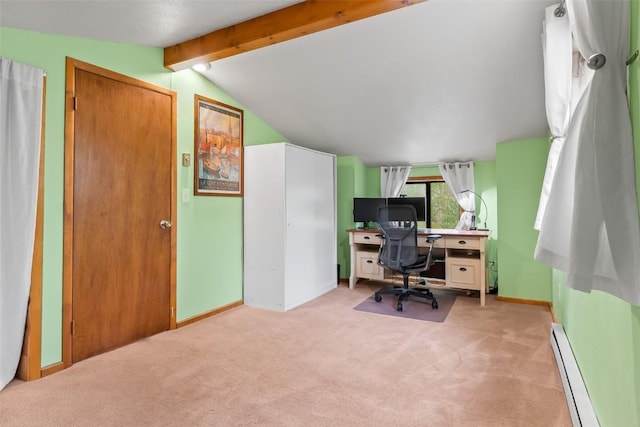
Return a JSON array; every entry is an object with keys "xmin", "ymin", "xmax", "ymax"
[{"xmin": 67, "ymin": 59, "xmax": 175, "ymax": 363}]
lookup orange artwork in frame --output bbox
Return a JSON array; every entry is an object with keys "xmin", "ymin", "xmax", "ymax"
[{"xmin": 194, "ymin": 94, "xmax": 243, "ymax": 196}]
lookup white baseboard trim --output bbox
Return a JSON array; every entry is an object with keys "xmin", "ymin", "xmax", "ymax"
[{"xmin": 550, "ymin": 323, "xmax": 599, "ymax": 427}]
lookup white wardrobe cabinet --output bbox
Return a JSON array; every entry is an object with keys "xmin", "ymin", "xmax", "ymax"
[{"xmin": 243, "ymin": 143, "xmax": 337, "ymax": 311}]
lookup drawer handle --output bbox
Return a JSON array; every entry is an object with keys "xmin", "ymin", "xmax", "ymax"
[
  {"xmin": 458, "ymin": 240, "xmax": 467, "ymax": 245},
  {"xmin": 364, "ymin": 236, "xmax": 370, "ymax": 240},
  {"xmin": 366, "ymin": 260, "xmax": 373, "ymax": 264},
  {"xmin": 459, "ymin": 267, "xmax": 467, "ymax": 272}
]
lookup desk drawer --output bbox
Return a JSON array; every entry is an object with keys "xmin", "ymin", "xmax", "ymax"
[
  {"xmin": 446, "ymin": 256, "xmax": 481, "ymax": 291},
  {"xmin": 445, "ymin": 237, "xmax": 481, "ymax": 250},
  {"xmin": 356, "ymin": 251, "xmax": 385, "ymax": 280},
  {"xmin": 353, "ymin": 232, "xmax": 382, "ymax": 245}
]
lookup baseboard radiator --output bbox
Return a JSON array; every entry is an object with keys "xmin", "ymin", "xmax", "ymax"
[{"xmin": 550, "ymin": 323, "xmax": 600, "ymax": 427}]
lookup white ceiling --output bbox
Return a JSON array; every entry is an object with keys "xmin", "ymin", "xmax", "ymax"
[
  {"xmin": 0, "ymin": 0, "xmax": 303, "ymax": 47},
  {"xmin": 0, "ymin": 0, "xmax": 556, "ymax": 166}
]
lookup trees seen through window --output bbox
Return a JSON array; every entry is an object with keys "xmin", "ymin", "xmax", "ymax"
[{"xmin": 401, "ymin": 177, "xmax": 459, "ymax": 229}]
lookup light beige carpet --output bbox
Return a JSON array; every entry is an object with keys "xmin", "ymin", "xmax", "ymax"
[{"xmin": 0, "ymin": 282, "xmax": 571, "ymax": 427}]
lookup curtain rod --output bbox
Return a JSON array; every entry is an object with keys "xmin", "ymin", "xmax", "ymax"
[
  {"xmin": 410, "ymin": 162, "xmax": 440, "ymax": 168},
  {"xmin": 412, "ymin": 161, "xmax": 473, "ymax": 168}
]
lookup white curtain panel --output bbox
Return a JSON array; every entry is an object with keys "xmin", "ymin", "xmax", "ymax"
[
  {"xmin": 534, "ymin": 4, "xmax": 572, "ymax": 231},
  {"xmin": 380, "ymin": 166, "xmax": 411, "ymax": 198},
  {"xmin": 439, "ymin": 162, "xmax": 475, "ymax": 230},
  {"xmin": 535, "ymin": 0, "xmax": 640, "ymax": 305},
  {"xmin": 0, "ymin": 58, "xmax": 44, "ymax": 390}
]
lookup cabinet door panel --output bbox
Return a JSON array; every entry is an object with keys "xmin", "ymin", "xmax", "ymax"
[{"xmin": 284, "ymin": 145, "xmax": 336, "ymax": 309}]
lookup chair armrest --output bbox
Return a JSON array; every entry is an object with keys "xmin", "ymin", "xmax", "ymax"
[{"xmin": 426, "ymin": 234, "xmax": 442, "ymax": 243}]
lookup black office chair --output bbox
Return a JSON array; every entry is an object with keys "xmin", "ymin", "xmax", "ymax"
[{"xmin": 375, "ymin": 204, "xmax": 441, "ymax": 312}]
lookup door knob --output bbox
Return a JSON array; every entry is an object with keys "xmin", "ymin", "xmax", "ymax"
[{"xmin": 159, "ymin": 220, "xmax": 172, "ymax": 229}]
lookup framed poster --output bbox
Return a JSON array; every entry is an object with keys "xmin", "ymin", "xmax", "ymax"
[{"xmin": 194, "ymin": 95, "xmax": 243, "ymax": 196}]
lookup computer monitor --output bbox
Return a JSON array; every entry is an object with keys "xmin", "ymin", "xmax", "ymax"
[
  {"xmin": 353, "ymin": 197, "xmax": 386, "ymax": 228},
  {"xmin": 386, "ymin": 197, "xmax": 426, "ymax": 221}
]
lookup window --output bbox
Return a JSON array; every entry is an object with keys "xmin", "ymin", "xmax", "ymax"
[{"xmin": 401, "ymin": 176, "xmax": 460, "ymax": 229}]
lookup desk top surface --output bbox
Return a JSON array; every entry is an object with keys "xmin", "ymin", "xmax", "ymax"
[{"xmin": 347, "ymin": 228, "xmax": 490, "ymax": 238}]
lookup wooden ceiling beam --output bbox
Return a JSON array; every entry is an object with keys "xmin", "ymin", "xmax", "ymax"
[{"xmin": 164, "ymin": 0, "xmax": 426, "ymax": 71}]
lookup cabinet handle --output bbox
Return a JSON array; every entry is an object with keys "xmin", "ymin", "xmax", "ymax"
[
  {"xmin": 364, "ymin": 236, "xmax": 370, "ymax": 240},
  {"xmin": 366, "ymin": 260, "xmax": 373, "ymax": 264},
  {"xmin": 458, "ymin": 240, "xmax": 467, "ymax": 245},
  {"xmin": 459, "ymin": 267, "xmax": 467, "ymax": 272}
]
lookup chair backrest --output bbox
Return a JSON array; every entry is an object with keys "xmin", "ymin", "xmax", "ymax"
[{"xmin": 377, "ymin": 204, "xmax": 419, "ymax": 271}]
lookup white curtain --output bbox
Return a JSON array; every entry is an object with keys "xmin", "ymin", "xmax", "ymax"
[
  {"xmin": 535, "ymin": 0, "xmax": 640, "ymax": 305},
  {"xmin": 439, "ymin": 162, "xmax": 475, "ymax": 230},
  {"xmin": 535, "ymin": 4, "xmax": 593, "ymax": 232},
  {"xmin": 0, "ymin": 58, "xmax": 44, "ymax": 390},
  {"xmin": 380, "ymin": 166, "xmax": 411, "ymax": 198},
  {"xmin": 534, "ymin": 4, "xmax": 573, "ymax": 231}
]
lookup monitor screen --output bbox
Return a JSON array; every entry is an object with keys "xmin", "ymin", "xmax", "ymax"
[
  {"xmin": 353, "ymin": 198, "xmax": 386, "ymax": 225},
  {"xmin": 386, "ymin": 197, "xmax": 426, "ymax": 221}
]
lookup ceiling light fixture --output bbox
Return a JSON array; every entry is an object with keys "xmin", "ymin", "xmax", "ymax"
[{"xmin": 192, "ymin": 62, "xmax": 211, "ymax": 72}]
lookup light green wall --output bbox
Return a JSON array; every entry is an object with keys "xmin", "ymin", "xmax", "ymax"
[
  {"xmin": 336, "ymin": 156, "xmax": 368, "ymax": 279},
  {"xmin": 559, "ymin": 284, "xmax": 639, "ymax": 425},
  {"xmin": 171, "ymin": 73, "xmax": 286, "ymax": 321},
  {"xmin": 495, "ymin": 137, "xmax": 552, "ymax": 301},
  {"xmin": 0, "ymin": 27, "xmax": 287, "ymax": 366},
  {"xmin": 550, "ymin": 2, "xmax": 640, "ymax": 425},
  {"xmin": 365, "ymin": 167, "xmax": 381, "ymax": 196},
  {"xmin": 409, "ymin": 165, "xmax": 440, "ymax": 179},
  {"xmin": 473, "ymin": 161, "xmax": 498, "ymax": 288}
]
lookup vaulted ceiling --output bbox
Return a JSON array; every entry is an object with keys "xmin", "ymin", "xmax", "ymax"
[{"xmin": 0, "ymin": 0, "xmax": 556, "ymax": 165}]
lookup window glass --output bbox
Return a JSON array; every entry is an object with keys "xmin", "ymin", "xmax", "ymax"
[{"xmin": 401, "ymin": 179, "xmax": 459, "ymax": 229}]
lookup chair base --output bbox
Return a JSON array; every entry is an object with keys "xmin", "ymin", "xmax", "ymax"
[{"xmin": 374, "ymin": 276, "xmax": 438, "ymax": 312}]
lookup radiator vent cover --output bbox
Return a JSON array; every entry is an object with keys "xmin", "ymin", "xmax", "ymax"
[{"xmin": 550, "ymin": 323, "xmax": 599, "ymax": 427}]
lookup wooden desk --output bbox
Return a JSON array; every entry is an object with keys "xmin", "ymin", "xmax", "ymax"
[{"xmin": 347, "ymin": 228, "xmax": 490, "ymax": 306}]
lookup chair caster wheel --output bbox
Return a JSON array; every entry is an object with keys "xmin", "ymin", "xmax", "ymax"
[
  {"xmin": 396, "ymin": 303, "xmax": 403, "ymax": 312},
  {"xmin": 432, "ymin": 301, "xmax": 439, "ymax": 309},
  {"xmin": 374, "ymin": 294, "xmax": 382, "ymax": 303}
]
